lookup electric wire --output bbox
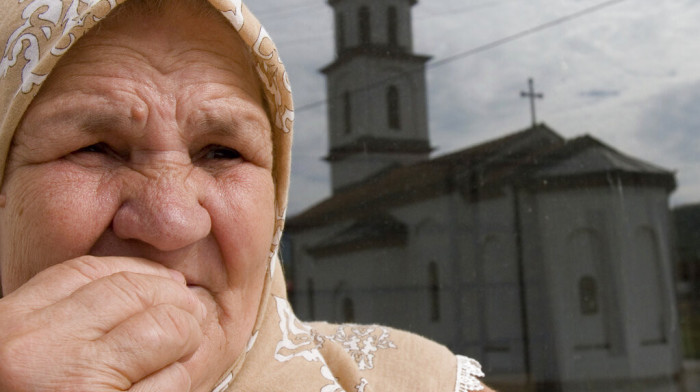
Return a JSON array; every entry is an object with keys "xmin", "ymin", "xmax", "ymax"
[
  {"xmin": 271, "ymin": 0, "xmax": 516, "ymax": 47},
  {"xmin": 294, "ymin": 0, "xmax": 629, "ymax": 113}
]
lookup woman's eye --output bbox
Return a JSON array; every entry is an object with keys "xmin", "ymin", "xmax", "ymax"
[
  {"xmin": 74, "ymin": 143, "xmax": 110, "ymax": 155},
  {"xmin": 203, "ymin": 145, "xmax": 242, "ymax": 160}
]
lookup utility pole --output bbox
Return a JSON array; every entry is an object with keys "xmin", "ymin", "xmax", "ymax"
[{"xmin": 520, "ymin": 78, "xmax": 543, "ymax": 128}]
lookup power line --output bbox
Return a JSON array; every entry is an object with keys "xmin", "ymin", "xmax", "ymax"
[
  {"xmin": 415, "ymin": 0, "xmax": 515, "ymax": 21},
  {"xmin": 253, "ymin": 1, "xmax": 326, "ymax": 20},
  {"xmin": 270, "ymin": 1, "xmax": 515, "ymax": 47},
  {"xmin": 251, "ymin": 0, "xmax": 321, "ymax": 17},
  {"xmin": 429, "ymin": 0, "xmax": 627, "ymax": 68},
  {"xmin": 295, "ymin": 0, "xmax": 628, "ymax": 113},
  {"xmin": 275, "ymin": 32, "xmax": 333, "ymax": 47}
]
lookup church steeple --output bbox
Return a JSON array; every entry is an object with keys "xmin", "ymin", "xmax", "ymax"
[{"xmin": 323, "ymin": 0, "xmax": 432, "ymax": 192}]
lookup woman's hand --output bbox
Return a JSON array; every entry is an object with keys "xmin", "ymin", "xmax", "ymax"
[{"xmin": 0, "ymin": 256, "xmax": 206, "ymax": 392}]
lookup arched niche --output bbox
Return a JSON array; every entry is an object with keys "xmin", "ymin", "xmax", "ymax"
[
  {"xmin": 566, "ymin": 228, "xmax": 612, "ymax": 350},
  {"xmin": 631, "ymin": 226, "xmax": 667, "ymax": 345}
]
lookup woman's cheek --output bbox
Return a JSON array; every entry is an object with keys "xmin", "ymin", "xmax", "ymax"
[
  {"xmin": 8, "ymin": 164, "xmax": 118, "ymax": 278},
  {"xmin": 212, "ymin": 166, "xmax": 275, "ymax": 278}
]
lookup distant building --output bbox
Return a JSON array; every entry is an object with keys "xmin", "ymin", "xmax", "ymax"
[
  {"xmin": 285, "ymin": 1, "xmax": 683, "ymax": 391},
  {"xmin": 673, "ymin": 204, "xmax": 700, "ymax": 303},
  {"xmin": 672, "ymin": 204, "xmax": 700, "ymax": 361}
]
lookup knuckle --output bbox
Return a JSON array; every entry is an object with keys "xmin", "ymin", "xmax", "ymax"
[
  {"xmin": 62, "ymin": 255, "xmax": 106, "ymax": 281},
  {"xmin": 148, "ymin": 304, "xmax": 200, "ymax": 344},
  {"xmin": 105, "ymin": 271, "xmax": 153, "ymax": 308}
]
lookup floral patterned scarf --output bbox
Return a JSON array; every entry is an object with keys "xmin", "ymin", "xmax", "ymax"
[{"xmin": 0, "ymin": 1, "xmax": 485, "ymax": 391}]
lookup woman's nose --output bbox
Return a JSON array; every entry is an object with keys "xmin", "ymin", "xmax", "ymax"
[{"xmin": 112, "ymin": 164, "xmax": 212, "ymax": 252}]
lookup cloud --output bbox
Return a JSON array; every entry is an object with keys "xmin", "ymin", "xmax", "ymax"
[
  {"xmin": 578, "ymin": 89, "xmax": 620, "ymax": 99},
  {"xmin": 637, "ymin": 83, "xmax": 700, "ymax": 162},
  {"xmin": 634, "ymin": 82, "xmax": 700, "ymax": 205}
]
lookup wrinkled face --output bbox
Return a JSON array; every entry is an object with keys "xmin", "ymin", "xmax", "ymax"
[{"xmin": 0, "ymin": 3, "xmax": 274, "ymax": 388}]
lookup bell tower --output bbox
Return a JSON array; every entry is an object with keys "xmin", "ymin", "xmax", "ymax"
[{"xmin": 323, "ymin": 0, "xmax": 432, "ymax": 192}]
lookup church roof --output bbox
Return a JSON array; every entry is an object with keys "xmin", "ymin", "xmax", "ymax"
[
  {"xmin": 305, "ymin": 214, "xmax": 408, "ymax": 258},
  {"xmin": 518, "ymin": 135, "xmax": 676, "ymax": 191},
  {"xmin": 287, "ymin": 124, "xmax": 675, "ymax": 230},
  {"xmin": 528, "ymin": 134, "xmax": 668, "ymax": 176}
]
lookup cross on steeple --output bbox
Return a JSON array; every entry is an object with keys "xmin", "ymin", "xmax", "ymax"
[{"xmin": 520, "ymin": 78, "xmax": 543, "ymax": 128}]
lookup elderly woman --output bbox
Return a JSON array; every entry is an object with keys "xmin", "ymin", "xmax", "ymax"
[{"xmin": 0, "ymin": 0, "xmax": 490, "ymax": 391}]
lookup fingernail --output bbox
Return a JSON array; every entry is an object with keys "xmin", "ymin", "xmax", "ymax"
[{"xmin": 169, "ymin": 269, "xmax": 186, "ymax": 284}]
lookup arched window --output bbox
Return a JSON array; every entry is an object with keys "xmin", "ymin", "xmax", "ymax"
[
  {"xmin": 336, "ymin": 12, "xmax": 346, "ymax": 53},
  {"xmin": 579, "ymin": 276, "xmax": 598, "ymax": 315},
  {"xmin": 343, "ymin": 91, "xmax": 352, "ymax": 134},
  {"xmin": 358, "ymin": 6, "xmax": 371, "ymax": 45},
  {"xmin": 342, "ymin": 297, "xmax": 355, "ymax": 322},
  {"xmin": 387, "ymin": 6, "xmax": 398, "ymax": 47},
  {"xmin": 387, "ymin": 85, "xmax": 400, "ymax": 130},
  {"xmin": 429, "ymin": 262, "xmax": 440, "ymax": 321}
]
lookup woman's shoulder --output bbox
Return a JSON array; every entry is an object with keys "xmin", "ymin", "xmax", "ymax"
[{"xmin": 308, "ymin": 321, "xmax": 490, "ymax": 392}]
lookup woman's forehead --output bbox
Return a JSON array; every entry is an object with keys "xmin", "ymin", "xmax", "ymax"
[
  {"xmin": 13, "ymin": 1, "xmax": 270, "ymax": 153},
  {"xmin": 67, "ymin": 0, "xmax": 259, "ymax": 86}
]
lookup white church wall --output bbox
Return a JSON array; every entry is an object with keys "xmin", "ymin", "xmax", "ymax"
[
  {"xmin": 615, "ymin": 188, "xmax": 682, "ymax": 379},
  {"xmin": 393, "ymin": 193, "xmax": 461, "ymax": 346},
  {"xmin": 394, "ymin": 189, "xmax": 527, "ymax": 375},
  {"xmin": 289, "ymin": 212, "xmax": 437, "ymax": 331},
  {"xmin": 517, "ymin": 189, "xmax": 562, "ymax": 382},
  {"xmin": 533, "ymin": 185, "xmax": 680, "ymax": 389},
  {"xmin": 467, "ymin": 191, "xmax": 527, "ymax": 375},
  {"xmin": 288, "ymin": 221, "xmax": 354, "ymax": 319},
  {"xmin": 310, "ymin": 246, "xmax": 412, "ymax": 326}
]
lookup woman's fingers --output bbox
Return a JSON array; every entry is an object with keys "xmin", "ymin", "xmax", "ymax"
[
  {"xmin": 39, "ymin": 271, "xmax": 205, "ymax": 339},
  {"xmin": 0, "ymin": 256, "xmax": 207, "ymax": 391},
  {"xmin": 130, "ymin": 362, "xmax": 192, "ymax": 392},
  {"xmin": 97, "ymin": 303, "xmax": 203, "ymax": 387},
  {"xmin": 8, "ymin": 256, "xmax": 185, "ymax": 309}
]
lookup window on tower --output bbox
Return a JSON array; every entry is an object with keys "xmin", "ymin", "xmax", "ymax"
[
  {"xmin": 429, "ymin": 261, "xmax": 440, "ymax": 321},
  {"xmin": 388, "ymin": 6, "xmax": 398, "ymax": 47},
  {"xmin": 343, "ymin": 91, "xmax": 352, "ymax": 134},
  {"xmin": 336, "ymin": 12, "xmax": 346, "ymax": 54},
  {"xmin": 387, "ymin": 85, "xmax": 401, "ymax": 130},
  {"xmin": 359, "ymin": 6, "xmax": 371, "ymax": 45}
]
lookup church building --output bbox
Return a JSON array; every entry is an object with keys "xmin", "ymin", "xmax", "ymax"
[{"xmin": 285, "ymin": 1, "xmax": 683, "ymax": 391}]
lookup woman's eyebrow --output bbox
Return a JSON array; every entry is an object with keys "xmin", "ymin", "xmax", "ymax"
[
  {"xmin": 190, "ymin": 108, "xmax": 270, "ymax": 139},
  {"xmin": 21, "ymin": 107, "xmax": 132, "ymax": 143},
  {"xmin": 78, "ymin": 113, "xmax": 133, "ymax": 135}
]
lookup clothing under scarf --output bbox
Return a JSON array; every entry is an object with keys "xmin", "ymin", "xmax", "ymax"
[{"xmin": 0, "ymin": 1, "xmax": 486, "ymax": 391}]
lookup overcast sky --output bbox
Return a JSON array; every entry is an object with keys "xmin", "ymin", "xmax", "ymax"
[{"xmin": 245, "ymin": 0, "xmax": 700, "ymax": 215}]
